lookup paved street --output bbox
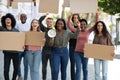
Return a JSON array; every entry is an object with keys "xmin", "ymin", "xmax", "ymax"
[{"xmin": 0, "ymin": 49, "xmax": 120, "ymax": 80}]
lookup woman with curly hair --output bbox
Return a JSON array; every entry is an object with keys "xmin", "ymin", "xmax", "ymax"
[
  {"xmin": 67, "ymin": 15, "xmax": 94, "ymax": 80},
  {"xmin": 1, "ymin": 13, "xmax": 19, "ymax": 80}
]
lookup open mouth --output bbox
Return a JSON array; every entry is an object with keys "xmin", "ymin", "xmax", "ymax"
[
  {"xmin": 6, "ymin": 22, "xmax": 10, "ymax": 24},
  {"xmin": 81, "ymin": 27, "xmax": 84, "ymax": 29},
  {"xmin": 33, "ymin": 26, "xmax": 36, "ymax": 27}
]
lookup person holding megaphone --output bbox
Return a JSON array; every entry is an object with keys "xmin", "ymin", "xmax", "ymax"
[{"xmin": 39, "ymin": 13, "xmax": 54, "ymax": 80}]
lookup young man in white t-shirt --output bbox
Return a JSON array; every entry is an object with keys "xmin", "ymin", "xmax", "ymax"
[{"xmin": 16, "ymin": 13, "xmax": 30, "ymax": 80}]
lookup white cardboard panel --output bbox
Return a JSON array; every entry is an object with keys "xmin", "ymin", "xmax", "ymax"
[{"xmin": 70, "ymin": 0, "xmax": 98, "ymax": 13}]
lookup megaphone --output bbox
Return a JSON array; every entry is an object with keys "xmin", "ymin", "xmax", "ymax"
[{"xmin": 48, "ymin": 29, "xmax": 56, "ymax": 38}]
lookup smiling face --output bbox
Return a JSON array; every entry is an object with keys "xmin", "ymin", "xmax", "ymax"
[
  {"xmin": 97, "ymin": 22, "xmax": 103, "ymax": 33},
  {"xmin": 31, "ymin": 19, "xmax": 39, "ymax": 31},
  {"xmin": 5, "ymin": 18, "xmax": 12, "ymax": 27},
  {"xmin": 46, "ymin": 18, "xmax": 53, "ymax": 28},
  {"xmin": 20, "ymin": 14, "xmax": 27, "ymax": 24},
  {"xmin": 81, "ymin": 21, "xmax": 87, "ymax": 31},
  {"xmin": 73, "ymin": 15, "xmax": 79, "ymax": 25},
  {"xmin": 56, "ymin": 20, "xmax": 64, "ymax": 31}
]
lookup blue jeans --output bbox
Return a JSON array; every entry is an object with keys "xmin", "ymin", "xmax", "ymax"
[
  {"xmin": 26, "ymin": 50, "xmax": 41, "ymax": 80},
  {"xmin": 74, "ymin": 52, "xmax": 88, "ymax": 80},
  {"xmin": 69, "ymin": 46, "xmax": 75, "ymax": 80},
  {"xmin": 52, "ymin": 47, "xmax": 69, "ymax": 80},
  {"xmin": 18, "ymin": 50, "xmax": 28, "ymax": 80},
  {"xmin": 94, "ymin": 59, "xmax": 108, "ymax": 80}
]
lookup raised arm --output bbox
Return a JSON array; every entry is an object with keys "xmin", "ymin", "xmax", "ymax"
[
  {"xmin": 67, "ymin": 14, "xmax": 77, "ymax": 32},
  {"xmin": 69, "ymin": 27, "xmax": 80, "ymax": 39},
  {"xmin": 88, "ymin": 10, "xmax": 99, "ymax": 33},
  {"xmin": 38, "ymin": 15, "xmax": 47, "ymax": 31},
  {"xmin": 39, "ymin": 15, "xmax": 46, "ymax": 26},
  {"xmin": 88, "ymin": 26, "xmax": 94, "ymax": 33},
  {"xmin": 69, "ymin": 21, "xmax": 81, "ymax": 39},
  {"xmin": 61, "ymin": 3, "xmax": 65, "ymax": 19}
]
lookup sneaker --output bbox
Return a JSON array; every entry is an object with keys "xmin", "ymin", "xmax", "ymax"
[{"xmin": 18, "ymin": 77, "xmax": 23, "ymax": 80}]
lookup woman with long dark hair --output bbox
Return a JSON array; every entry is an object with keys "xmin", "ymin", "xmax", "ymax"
[
  {"xmin": 51, "ymin": 18, "xmax": 80, "ymax": 80},
  {"xmin": 67, "ymin": 13, "xmax": 81, "ymax": 80},
  {"xmin": 93, "ymin": 21, "xmax": 113, "ymax": 80}
]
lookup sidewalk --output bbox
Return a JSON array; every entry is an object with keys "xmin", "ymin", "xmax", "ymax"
[{"xmin": 0, "ymin": 50, "xmax": 120, "ymax": 80}]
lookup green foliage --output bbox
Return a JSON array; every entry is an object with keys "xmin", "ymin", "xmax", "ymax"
[
  {"xmin": 109, "ymin": 23, "xmax": 113, "ymax": 30},
  {"xmin": 116, "ymin": 18, "xmax": 120, "ymax": 21},
  {"xmin": 98, "ymin": 0, "xmax": 120, "ymax": 15}
]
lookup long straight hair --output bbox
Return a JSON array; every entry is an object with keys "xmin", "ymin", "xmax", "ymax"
[
  {"xmin": 30, "ymin": 19, "xmax": 41, "ymax": 31},
  {"xmin": 54, "ymin": 18, "xmax": 67, "ymax": 30},
  {"xmin": 71, "ymin": 13, "xmax": 81, "ymax": 23},
  {"xmin": 94, "ymin": 21, "xmax": 109, "ymax": 37}
]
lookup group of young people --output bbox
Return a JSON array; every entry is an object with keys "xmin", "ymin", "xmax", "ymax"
[
  {"xmin": 0, "ymin": 13, "xmax": 43, "ymax": 80},
  {"xmin": 67, "ymin": 13, "xmax": 113, "ymax": 80},
  {"xmin": 0, "ymin": 6, "xmax": 114, "ymax": 80}
]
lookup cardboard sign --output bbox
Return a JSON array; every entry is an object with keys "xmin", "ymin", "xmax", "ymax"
[
  {"xmin": 0, "ymin": 32, "xmax": 45, "ymax": 51},
  {"xmin": 84, "ymin": 43, "xmax": 114, "ymax": 61},
  {"xmin": 13, "ymin": 0, "xmax": 33, "ymax": 2},
  {"xmin": 12, "ymin": 2, "xmax": 18, "ymax": 9},
  {"xmin": 25, "ymin": 32, "xmax": 45, "ymax": 46},
  {"xmin": 7, "ymin": 0, "xmax": 10, "ymax": 6},
  {"xmin": 70, "ymin": 0, "xmax": 98, "ymax": 13},
  {"xmin": 39, "ymin": 0, "xmax": 59, "ymax": 13},
  {"xmin": 64, "ymin": 0, "xmax": 70, "ymax": 7},
  {"xmin": 0, "ymin": 32, "xmax": 25, "ymax": 51}
]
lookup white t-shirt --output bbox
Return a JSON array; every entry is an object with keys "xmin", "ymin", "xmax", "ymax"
[{"xmin": 16, "ymin": 21, "xmax": 30, "ymax": 32}]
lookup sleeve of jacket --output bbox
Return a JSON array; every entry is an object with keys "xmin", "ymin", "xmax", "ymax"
[
  {"xmin": 69, "ymin": 27, "xmax": 80, "ymax": 39},
  {"xmin": 38, "ymin": 15, "xmax": 46, "ymax": 32},
  {"xmin": 107, "ymin": 33, "xmax": 113, "ymax": 46}
]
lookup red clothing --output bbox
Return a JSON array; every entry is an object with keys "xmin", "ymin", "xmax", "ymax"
[
  {"xmin": 75, "ymin": 31, "xmax": 91, "ymax": 52},
  {"xmin": 27, "ymin": 45, "xmax": 41, "ymax": 51},
  {"xmin": 67, "ymin": 18, "xmax": 93, "ymax": 52},
  {"xmin": 26, "ymin": 31, "xmax": 43, "ymax": 51}
]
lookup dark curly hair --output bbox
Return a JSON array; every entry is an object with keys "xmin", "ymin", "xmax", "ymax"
[
  {"xmin": 1, "ymin": 13, "xmax": 16, "ymax": 28},
  {"xmin": 54, "ymin": 18, "xmax": 67, "ymax": 30},
  {"xmin": 94, "ymin": 21, "xmax": 109, "ymax": 37},
  {"xmin": 80, "ymin": 19, "xmax": 88, "ymax": 25},
  {"xmin": 71, "ymin": 13, "xmax": 81, "ymax": 23}
]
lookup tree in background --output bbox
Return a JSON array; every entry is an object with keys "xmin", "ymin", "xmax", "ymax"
[
  {"xmin": 98, "ymin": 0, "xmax": 120, "ymax": 45},
  {"xmin": 98, "ymin": 0, "xmax": 120, "ymax": 15}
]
